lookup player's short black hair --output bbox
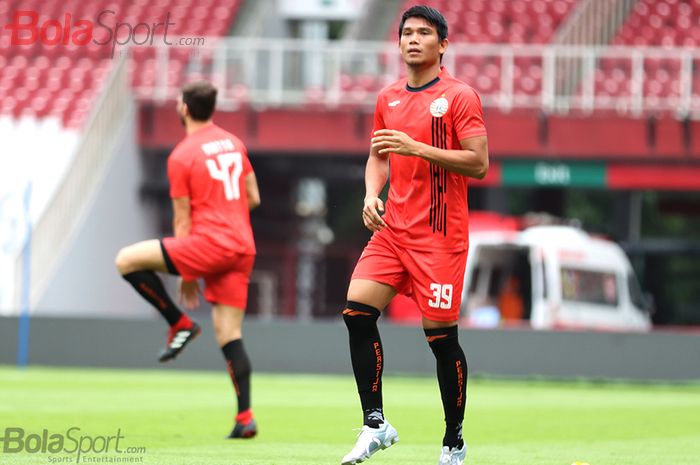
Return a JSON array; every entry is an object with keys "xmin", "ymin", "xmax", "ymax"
[
  {"xmin": 181, "ymin": 81, "xmax": 217, "ymax": 121},
  {"xmin": 398, "ymin": 5, "xmax": 448, "ymax": 42}
]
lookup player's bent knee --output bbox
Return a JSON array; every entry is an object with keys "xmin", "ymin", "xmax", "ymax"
[
  {"xmin": 115, "ymin": 247, "xmax": 138, "ymax": 275},
  {"xmin": 114, "ymin": 248, "xmax": 129, "ymax": 274},
  {"xmin": 342, "ymin": 301, "xmax": 381, "ymax": 328}
]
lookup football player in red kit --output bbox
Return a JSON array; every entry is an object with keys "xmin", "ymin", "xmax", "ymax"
[
  {"xmin": 115, "ymin": 81, "xmax": 260, "ymax": 439},
  {"xmin": 340, "ymin": 6, "xmax": 488, "ymax": 465}
]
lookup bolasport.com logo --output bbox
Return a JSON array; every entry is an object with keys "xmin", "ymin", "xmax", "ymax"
[
  {"xmin": 3, "ymin": 9, "xmax": 206, "ymax": 58},
  {"xmin": 0, "ymin": 426, "xmax": 146, "ymax": 463}
]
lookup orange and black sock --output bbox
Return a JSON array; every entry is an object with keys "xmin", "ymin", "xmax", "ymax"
[
  {"xmin": 425, "ymin": 325, "xmax": 467, "ymax": 449},
  {"xmin": 343, "ymin": 300, "xmax": 384, "ymax": 428},
  {"xmin": 222, "ymin": 339, "xmax": 252, "ymax": 416},
  {"xmin": 122, "ymin": 270, "xmax": 184, "ymax": 326}
]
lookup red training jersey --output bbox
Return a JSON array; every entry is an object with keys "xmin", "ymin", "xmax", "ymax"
[
  {"xmin": 372, "ymin": 66, "xmax": 487, "ymax": 252},
  {"xmin": 167, "ymin": 124, "xmax": 256, "ymax": 255}
]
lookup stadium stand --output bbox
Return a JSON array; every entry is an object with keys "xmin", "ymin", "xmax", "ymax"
[
  {"xmin": 590, "ymin": 0, "xmax": 700, "ymax": 111},
  {"xmin": 0, "ymin": 0, "xmax": 243, "ymax": 222},
  {"xmin": 613, "ymin": 0, "xmax": 700, "ymax": 47},
  {"xmin": 0, "ymin": 0, "xmax": 242, "ymax": 128},
  {"xmin": 0, "ymin": 0, "xmax": 243, "ymax": 312},
  {"xmin": 397, "ymin": 0, "xmax": 578, "ymax": 44},
  {"xmin": 337, "ymin": 0, "xmax": 580, "ymax": 103}
]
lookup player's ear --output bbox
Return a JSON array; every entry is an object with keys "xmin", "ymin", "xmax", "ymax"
[{"xmin": 439, "ymin": 38, "xmax": 448, "ymax": 56}]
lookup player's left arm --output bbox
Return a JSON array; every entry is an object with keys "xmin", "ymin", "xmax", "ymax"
[
  {"xmin": 172, "ymin": 197, "xmax": 192, "ymax": 238},
  {"xmin": 168, "ymin": 154, "xmax": 193, "ymax": 238},
  {"xmin": 372, "ymin": 131, "xmax": 488, "ymax": 178},
  {"xmin": 371, "ymin": 131, "xmax": 488, "ymax": 179},
  {"xmin": 427, "ymin": 134, "xmax": 489, "ymax": 179},
  {"xmin": 245, "ymin": 171, "xmax": 261, "ymax": 210}
]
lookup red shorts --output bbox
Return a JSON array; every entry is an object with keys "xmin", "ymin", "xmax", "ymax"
[
  {"xmin": 352, "ymin": 232, "xmax": 468, "ymax": 322},
  {"xmin": 162, "ymin": 235, "xmax": 255, "ymax": 309}
]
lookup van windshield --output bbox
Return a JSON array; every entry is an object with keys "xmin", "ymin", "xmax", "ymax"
[{"xmin": 561, "ymin": 268, "xmax": 619, "ymax": 306}]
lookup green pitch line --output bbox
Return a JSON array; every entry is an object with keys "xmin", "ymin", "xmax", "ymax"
[{"xmin": 1, "ymin": 366, "xmax": 699, "ymax": 465}]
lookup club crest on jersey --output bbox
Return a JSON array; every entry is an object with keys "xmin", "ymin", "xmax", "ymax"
[{"xmin": 430, "ymin": 97, "xmax": 449, "ymax": 117}]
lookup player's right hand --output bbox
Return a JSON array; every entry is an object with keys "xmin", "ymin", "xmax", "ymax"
[
  {"xmin": 362, "ymin": 196, "xmax": 386, "ymax": 232},
  {"xmin": 178, "ymin": 279, "xmax": 201, "ymax": 310}
]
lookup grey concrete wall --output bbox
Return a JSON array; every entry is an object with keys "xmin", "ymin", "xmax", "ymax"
[
  {"xmin": 34, "ymin": 113, "xmax": 163, "ymax": 318},
  {"xmin": 1, "ymin": 317, "xmax": 699, "ymax": 381}
]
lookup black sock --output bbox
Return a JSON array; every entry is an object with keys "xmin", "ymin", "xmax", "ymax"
[
  {"xmin": 425, "ymin": 325, "xmax": 467, "ymax": 449},
  {"xmin": 363, "ymin": 407, "xmax": 385, "ymax": 428},
  {"xmin": 122, "ymin": 271, "xmax": 184, "ymax": 326},
  {"xmin": 222, "ymin": 339, "xmax": 252, "ymax": 414},
  {"xmin": 343, "ymin": 301, "xmax": 384, "ymax": 428}
]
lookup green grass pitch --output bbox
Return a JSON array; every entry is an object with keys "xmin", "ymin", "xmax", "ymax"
[{"xmin": 1, "ymin": 366, "xmax": 699, "ymax": 465}]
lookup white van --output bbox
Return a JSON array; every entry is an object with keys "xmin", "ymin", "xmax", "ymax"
[{"xmin": 463, "ymin": 225, "xmax": 652, "ymax": 331}]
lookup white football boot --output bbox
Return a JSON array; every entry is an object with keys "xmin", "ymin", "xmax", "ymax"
[
  {"xmin": 341, "ymin": 421, "xmax": 399, "ymax": 465},
  {"xmin": 438, "ymin": 443, "xmax": 467, "ymax": 465}
]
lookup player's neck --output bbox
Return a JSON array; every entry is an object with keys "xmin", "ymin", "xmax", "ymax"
[
  {"xmin": 185, "ymin": 119, "xmax": 214, "ymax": 135},
  {"xmin": 406, "ymin": 62, "xmax": 441, "ymax": 88}
]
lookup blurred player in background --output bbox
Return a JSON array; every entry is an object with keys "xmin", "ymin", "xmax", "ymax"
[
  {"xmin": 340, "ymin": 6, "xmax": 488, "ymax": 465},
  {"xmin": 115, "ymin": 81, "xmax": 260, "ymax": 438}
]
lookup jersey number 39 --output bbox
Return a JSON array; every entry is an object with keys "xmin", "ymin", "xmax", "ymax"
[
  {"xmin": 206, "ymin": 152, "xmax": 243, "ymax": 201},
  {"xmin": 428, "ymin": 283, "xmax": 453, "ymax": 309}
]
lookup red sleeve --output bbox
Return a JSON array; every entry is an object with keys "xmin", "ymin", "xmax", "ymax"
[
  {"xmin": 452, "ymin": 86, "xmax": 487, "ymax": 141},
  {"xmin": 167, "ymin": 152, "xmax": 190, "ymax": 198},
  {"xmin": 371, "ymin": 93, "xmax": 386, "ymax": 136}
]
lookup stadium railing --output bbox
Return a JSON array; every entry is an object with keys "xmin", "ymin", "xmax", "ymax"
[
  {"xmin": 553, "ymin": 0, "xmax": 637, "ymax": 96},
  {"xmin": 14, "ymin": 54, "xmax": 133, "ymax": 310},
  {"xmin": 554, "ymin": 0, "xmax": 637, "ymax": 46},
  {"xmin": 131, "ymin": 39, "xmax": 700, "ymax": 119}
]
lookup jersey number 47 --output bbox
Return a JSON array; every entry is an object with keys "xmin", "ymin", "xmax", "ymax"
[{"xmin": 206, "ymin": 152, "xmax": 243, "ymax": 201}]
